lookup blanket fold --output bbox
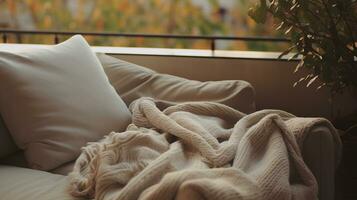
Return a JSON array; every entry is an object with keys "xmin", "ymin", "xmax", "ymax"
[{"xmin": 69, "ymin": 97, "xmax": 338, "ymax": 200}]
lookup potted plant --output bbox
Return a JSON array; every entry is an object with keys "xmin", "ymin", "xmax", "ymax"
[{"xmin": 248, "ymin": 0, "xmax": 357, "ymax": 134}]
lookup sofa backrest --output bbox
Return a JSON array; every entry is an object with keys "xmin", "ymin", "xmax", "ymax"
[{"xmin": 0, "ymin": 53, "xmax": 257, "ymax": 164}]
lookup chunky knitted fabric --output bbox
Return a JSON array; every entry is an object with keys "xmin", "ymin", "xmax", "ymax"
[{"xmin": 68, "ymin": 97, "xmax": 337, "ymax": 200}]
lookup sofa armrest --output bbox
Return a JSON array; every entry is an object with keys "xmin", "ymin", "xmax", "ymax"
[{"xmin": 301, "ymin": 126, "xmax": 341, "ymax": 200}]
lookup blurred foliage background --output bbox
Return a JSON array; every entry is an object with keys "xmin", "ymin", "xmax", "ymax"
[{"xmin": 0, "ymin": 0, "xmax": 289, "ymax": 51}]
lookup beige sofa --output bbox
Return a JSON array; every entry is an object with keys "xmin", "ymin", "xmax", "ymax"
[{"xmin": 0, "ymin": 53, "xmax": 340, "ymax": 200}]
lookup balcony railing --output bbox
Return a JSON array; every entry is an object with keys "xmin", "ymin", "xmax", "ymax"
[{"xmin": 0, "ymin": 29, "xmax": 291, "ymax": 52}]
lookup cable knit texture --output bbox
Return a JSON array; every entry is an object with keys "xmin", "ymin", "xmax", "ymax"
[{"xmin": 68, "ymin": 97, "xmax": 339, "ymax": 200}]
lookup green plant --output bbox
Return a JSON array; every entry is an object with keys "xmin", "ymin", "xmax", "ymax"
[{"xmin": 249, "ymin": 0, "xmax": 357, "ymax": 93}]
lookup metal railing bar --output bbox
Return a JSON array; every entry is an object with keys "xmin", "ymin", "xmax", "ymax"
[{"xmin": 0, "ymin": 29, "xmax": 291, "ymax": 43}]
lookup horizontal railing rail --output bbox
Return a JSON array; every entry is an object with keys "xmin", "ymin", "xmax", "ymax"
[{"xmin": 0, "ymin": 29, "xmax": 291, "ymax": 52}]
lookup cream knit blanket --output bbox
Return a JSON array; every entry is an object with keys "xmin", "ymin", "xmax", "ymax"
[{"xmin": 68, "ymin": 97, "xmax": 336, "ymax": 200}]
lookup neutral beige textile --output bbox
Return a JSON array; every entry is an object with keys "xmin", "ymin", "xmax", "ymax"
[
  {"xmin": 0, "ymin": 151, "xmax": 28, "ymax": 168},
  {"xmin": 0, "ymin": 165, "xmax": 80, "ymax": 200},
  {"xmin": 0, "ymin": 150, "xmax": 76, "ymax": 174},
  {"xmin": 0, "ymin": 35, "xmax": 131, "ymax": 171},
  {"xmin": 51, "ymin": 161, "xmax": 75, "ymax": 175},
  {"xmin": 0, "ymin": 52, "xmax": 255, "ymax": 161},
  {"xmin": 0, "ymin": 115, "xmax": 17, "ymax": 158},
  {"xmin": 69, "ymin": 97, "xmax": 340, "ymax": 200},
  {"xmin": 98, "ymin": 54, "xmax": 256, "ymax": 114},
  {"xmin": 301, "ymin": 126, "xmax": 341, "ymax": 200}
]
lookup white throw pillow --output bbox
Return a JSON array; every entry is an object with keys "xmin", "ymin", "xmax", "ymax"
[{"xmin": 0, "ymin": 35, "xmax": 131, "ymax": 170}]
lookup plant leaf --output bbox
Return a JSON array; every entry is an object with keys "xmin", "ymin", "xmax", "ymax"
[
  {"xmin": 278, "ymin": 45, "xmax": 296, "ymax": 59},
  {"xmin": 290, "ymin": 3, "xmax": 299, "ymax": 11},
  {"xmin": 276, "ymin": 21, "xmax": 285, "ymax": 30},
  {"xmin": 307, "ymin": 75, "xmax": 319, "ymax": 87},
  {"xmin": 317, "ymin": 83, "xmax": 326, "ymax": 90},
  {"xmin": 294, "ymin": 61, "xmax": 304, "ymax": 73},
  {"xmin": 305, "ymin": 74, "xmax": 314, "ymax": 80},
  {"xmin": 288, "ymin": 52, "xmax": 300, "ymax": 61},
  {"xmin": 248, "ymin": 1, "xmax": 268, "ymax": 24},
  {"xmin": 285, "ymin": 26, "xmax": 293, "ymax": 35}
]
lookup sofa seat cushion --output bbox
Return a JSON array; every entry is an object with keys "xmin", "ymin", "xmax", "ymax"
[
  {"xmin": 0, "ymin": 165, "xmax": 82, "ymax": 200},
  {"xmin": 51, "ymin": 161, "xmax": 75, "ymax": 175}
]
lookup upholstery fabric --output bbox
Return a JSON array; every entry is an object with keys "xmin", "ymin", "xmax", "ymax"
[
  {"xmin": 0, "ymin": 35, "xmax": 131, "ymax": 171},
  {"xmin": 0, "ymin": 165, "xmax": 80, "ymax": 200},
  {"xmin": 0, "ymin": 115, "xmax": 17, "ymax": 158},
  {"xmin": 301, "ymin": 126, "xmax": 340, "ymax": 200},
  {"xmin": 0, "ymin": 151, "xmax": 28, "ymax": 168},
  {"xmin": 98, "ymin": 53, "xmax": 256, "ymax": 114},
  {"xmin": 51, "ymin": 161, "xmax": 75, "ymax": 175},
  {"xmin": 0, "ymin": 52, "xmax": 256, "ymax": 161}
]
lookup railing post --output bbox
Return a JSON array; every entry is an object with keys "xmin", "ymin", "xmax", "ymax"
[
  {"xmin": 54, "ymin": 34, "xmax": 59, "ymax": 44},
  {"xmin": 2, "ymin": 33, "xmax": 7, "ymax": 43},
  {"xmin": 16, "ymin": 34, "xmax": 22, "ymax": 43},
  {"xmin": 210, "ymin": 39, "xmax": 215, "ymax": 56}
]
